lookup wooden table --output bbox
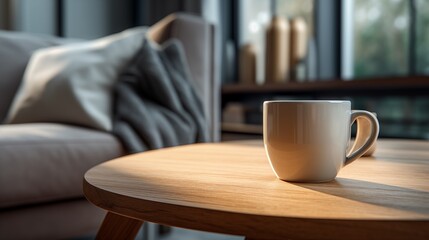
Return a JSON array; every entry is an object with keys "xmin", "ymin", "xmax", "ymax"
[{"xmin": 84, "ymin": 139, "xmax": 429, "ymax": 240}]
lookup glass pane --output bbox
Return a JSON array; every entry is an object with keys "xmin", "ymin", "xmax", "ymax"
[
  {"xmin": 353, "ymin": 0, "xmax": 409, "ymax": 78},
  {"xmin": 416, "ymin": 0, "xmax": 429, "ymax": 74},
  {"xmin": 239, "ymin": 0, "xmax": 271, "ymax": 84},
  {"xmin": 277, "ymin": 0, "xmax": 314, "ymax": 35},
  {"xmin": 239, "ymin": 0, "xmax": 314, "ymax": 83}
]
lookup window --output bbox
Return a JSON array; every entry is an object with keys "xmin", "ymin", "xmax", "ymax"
[
  {"xmin": 343, "ymin": 0, "xmax": 429, "ymax": 78},
  {"xmin": 340, "ymin": 0, "xmax": 429, "ymax": 138},
  {"xmin": 353, "ymin": 0, "xmax": 409, "ymax": 78},
  {"xmin": 416, "ymin": 0, "xmax": 429, "ymax": 74}
]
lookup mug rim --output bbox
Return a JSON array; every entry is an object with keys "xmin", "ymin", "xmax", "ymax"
[{"xmin": 264, "ymin": 100, "xmax": 350, "ymax": 104}]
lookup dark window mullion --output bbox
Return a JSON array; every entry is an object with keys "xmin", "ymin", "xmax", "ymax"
[
  {"xmin": 56, "ymin": 0, "xmax": 64, "ymax": 37},
  {"xmin": 315, "ymin": 0, "xmax": 341, "ymax": 80},
  {"xmin": 409, "ymin": 0, "xmax": 417, "ymax": 75}
]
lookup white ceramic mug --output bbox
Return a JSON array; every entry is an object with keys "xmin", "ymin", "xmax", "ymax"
[{"xmin": 263, "ymin": 100, "xmax": 379, "ymax": 182}]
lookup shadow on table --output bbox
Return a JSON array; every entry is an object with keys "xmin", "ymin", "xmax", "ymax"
[{"xmin": 292, "ymin": 178, "xmax": 429, "ymax": 215}]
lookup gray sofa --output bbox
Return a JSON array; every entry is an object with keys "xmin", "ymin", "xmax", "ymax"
[{"xmin": 0, "ymin": 13, "xmax": 219, "ymax": 240}]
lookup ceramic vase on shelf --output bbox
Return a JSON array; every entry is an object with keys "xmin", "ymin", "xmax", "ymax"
[
  {"xmin": 289, "ymin": 18, "xmax": 308, "ymax": 81},
  {"xmin": 265, "ymin": 16, "xmax": 290, "ymax": 84},
  {"xmin": 239, "ymin": 43, "xmax": 257, "ymax": 85}
]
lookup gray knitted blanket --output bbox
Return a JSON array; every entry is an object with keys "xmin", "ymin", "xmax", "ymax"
[{"xmin": 112, "ymin": 38, "xmax": 208, "ymax": 153}]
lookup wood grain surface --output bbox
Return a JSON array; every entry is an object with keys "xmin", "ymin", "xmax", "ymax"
[{"xmin": 84, "ymin": 139, "xmax": 429, "ymax": 240}]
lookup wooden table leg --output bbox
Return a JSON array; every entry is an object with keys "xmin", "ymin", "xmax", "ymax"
[{"xmin": 96, "ymin": 212, "xmax": 143, "ymax": 240}]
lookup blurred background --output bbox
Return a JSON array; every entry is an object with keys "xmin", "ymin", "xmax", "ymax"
[{"xmin": 1, "ymin": 0, "xmax": 428, "ymax": 141}]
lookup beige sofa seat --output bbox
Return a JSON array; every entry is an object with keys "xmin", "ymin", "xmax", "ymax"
[
  {"xmin": 0, "ymin": 199, "xmax": 105, "ymax": 240},
  {"xmin": 0, "ymin": 123, "xmax": 123, "ymax": 208}
]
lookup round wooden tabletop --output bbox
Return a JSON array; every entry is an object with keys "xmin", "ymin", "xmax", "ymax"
[{"xmin": 84, "ymin": 139, "xmax": 429, "ymax": 240}]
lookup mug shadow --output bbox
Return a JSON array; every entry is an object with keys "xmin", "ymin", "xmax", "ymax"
[{"xmin": 290, "ymin": 178, "xmax": 429, "ymax": 215}]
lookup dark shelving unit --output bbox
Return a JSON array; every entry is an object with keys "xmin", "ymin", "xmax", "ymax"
[{"xmin": 221, "ymin": 76, "xmax": 429, "ymax": 140}]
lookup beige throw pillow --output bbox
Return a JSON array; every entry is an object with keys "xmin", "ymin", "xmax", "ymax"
[{"xmin": 6, "ymin": 27, "xmax": 147, "ymax": 131}]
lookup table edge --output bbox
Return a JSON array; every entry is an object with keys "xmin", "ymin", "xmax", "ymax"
[{"xmin": 83, "ymin": 177, "xmax": 429, "ymax": 240}]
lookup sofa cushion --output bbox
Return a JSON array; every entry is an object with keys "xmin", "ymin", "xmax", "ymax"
[
  {"xmin": 5, "ymin": 27, "xmax": 147, "ymax": 131},
  {"xmin": 0, "ymin": 123, "xmax": 123, "ymax": 208},
  {"xmin": 0, "ymin": 31, "xmax": 76, "ymax": 123},
  {"xmin": 0, "ymin": 199, "xmax": 105, "ymax": 240}
]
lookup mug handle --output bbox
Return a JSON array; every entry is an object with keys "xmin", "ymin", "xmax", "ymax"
[{"xmin": 344, "ymin": 110, "xmax": 379, "ymax": 166}]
